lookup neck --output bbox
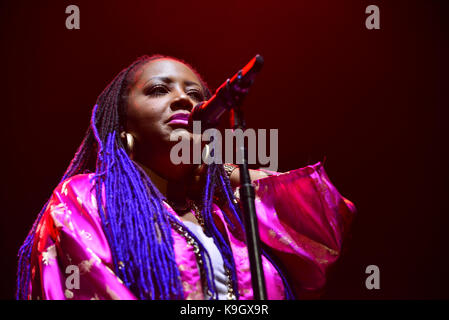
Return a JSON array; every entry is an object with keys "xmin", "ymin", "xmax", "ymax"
[
  {"xmin": 134, "ymin": 160, "xmax": 194, "ymax": 210},
  {"xmin": 135, "ymin": 160, "xmax": 168, "ymax": 196}
]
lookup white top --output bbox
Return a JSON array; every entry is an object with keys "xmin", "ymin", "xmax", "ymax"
[{"xmin": 183, "ymin": 221, "xmax": 229, "ymax": 300}]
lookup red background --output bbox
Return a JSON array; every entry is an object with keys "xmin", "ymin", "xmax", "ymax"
[{"xmin": 1, "ymin": 0, "xmax": 448, "ymax": 299}]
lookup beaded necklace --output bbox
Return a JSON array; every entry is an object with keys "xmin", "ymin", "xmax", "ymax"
[{"xmin": 168, "ymin": 201, "xmax": 236, "ymax": 300}]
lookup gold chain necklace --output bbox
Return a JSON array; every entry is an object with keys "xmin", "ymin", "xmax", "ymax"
[
  {"xmin": 169, "ymin": 218, "xmax": 236, "ymax": 300},
  {"xmin": 167, "ymin": 199, "xmax": 206, "ymax": 232},
  {"xmin": 188, "ymin": 200, "xmax": 206, "ymax": 232}
]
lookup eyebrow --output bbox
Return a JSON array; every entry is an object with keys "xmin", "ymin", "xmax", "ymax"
[{"xmin": 144, "ymin": 76, "xmax": 201, "ymax": 88}]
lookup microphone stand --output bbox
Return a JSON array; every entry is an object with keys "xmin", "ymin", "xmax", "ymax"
[
  {"xmin": 230, "ymin": 104, "xmax": 267, "ymax": 301},
  {"xmin": 193, "ymin": 55, "xmax": 267, "ymax": 299}
]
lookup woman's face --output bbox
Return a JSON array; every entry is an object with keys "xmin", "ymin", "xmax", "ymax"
[{"xmin": 125, "ymin": 58, "xmax": 206, "ymax": 178}]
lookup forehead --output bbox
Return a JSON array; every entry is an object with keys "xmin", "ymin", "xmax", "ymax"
[{"xmin": 136, "ymin": 58, "xmax": 202, "ymax": 85}]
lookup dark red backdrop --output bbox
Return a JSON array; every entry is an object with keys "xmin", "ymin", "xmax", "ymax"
[{"xmin": 1, "ymin": 0, "xmax": 448, "ymax": 299}]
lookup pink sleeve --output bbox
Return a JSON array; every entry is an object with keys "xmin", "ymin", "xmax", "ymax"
[
  {"xmin": 29, "ymin": 174, "xmax": 137, "ymax": 300},
  {"xmin": 247, "ymin": 162, "xmax": 356, "ymax": 298}
]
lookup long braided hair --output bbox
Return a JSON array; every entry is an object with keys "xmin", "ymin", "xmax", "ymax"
[{"xmin": 16, "ymin": 55, "xmax": 293, "ymax": 300}]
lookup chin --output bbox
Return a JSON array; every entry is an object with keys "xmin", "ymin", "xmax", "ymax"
[{"xmin": 168, "ymin": 127, "xmax": 193, "ymax": 141}]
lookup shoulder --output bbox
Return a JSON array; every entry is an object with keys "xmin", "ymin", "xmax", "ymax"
[
  {"xmin": 54, "ymin": 173, "xmax": 97, "ymax": 196},
  {"xmin": 33, "ymin": 173, "xmax": 113, "ymax": 278},
  {"xmin": 43, "ymin": 173, "xmax": 101, "ymax": 231}
]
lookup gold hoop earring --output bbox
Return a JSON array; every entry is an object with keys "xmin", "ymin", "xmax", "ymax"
[
  {"xmin": 202, "ymin": 143, "xmax": 211, "ymax": 164},
  {"xmin": 120, "ymin": 132, "xmax": 135, "ymax": 158}
]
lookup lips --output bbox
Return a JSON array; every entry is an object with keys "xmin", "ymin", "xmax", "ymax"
[{"xmin": 167, "ymin": 112, "xmax": 190, "ymax": 126}]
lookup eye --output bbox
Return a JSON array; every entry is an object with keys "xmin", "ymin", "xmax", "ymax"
[
  {"xmin": 146, "ymin": 85, "xmax": 169, "ymax": 96},
  {"xmin": 187, "ymin": 89, "xmax": 204, "ymax": 102}
]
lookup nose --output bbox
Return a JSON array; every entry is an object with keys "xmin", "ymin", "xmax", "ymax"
[{"xmin": 170, "ymin": 90, "xmax": 194, "ymax": 112}]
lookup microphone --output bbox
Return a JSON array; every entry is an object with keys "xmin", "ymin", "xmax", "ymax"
[{"xmin": 189, "ymin": 54, "xmax": 264, "ymax": 129}]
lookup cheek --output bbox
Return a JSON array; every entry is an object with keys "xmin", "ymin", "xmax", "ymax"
[{"xmin": 126, "ymin": 97, "xmax": 166, "ymax": 135}]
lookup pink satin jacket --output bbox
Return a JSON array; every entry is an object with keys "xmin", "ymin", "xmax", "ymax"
[{"xmin": 28, "ymin": 162, "xmax": 356, "ymax": 300}]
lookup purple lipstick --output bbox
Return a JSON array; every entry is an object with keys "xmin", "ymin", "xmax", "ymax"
[{"xmin": 167, "ymin": 112, "xmax": 190, "ymax": 126}]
